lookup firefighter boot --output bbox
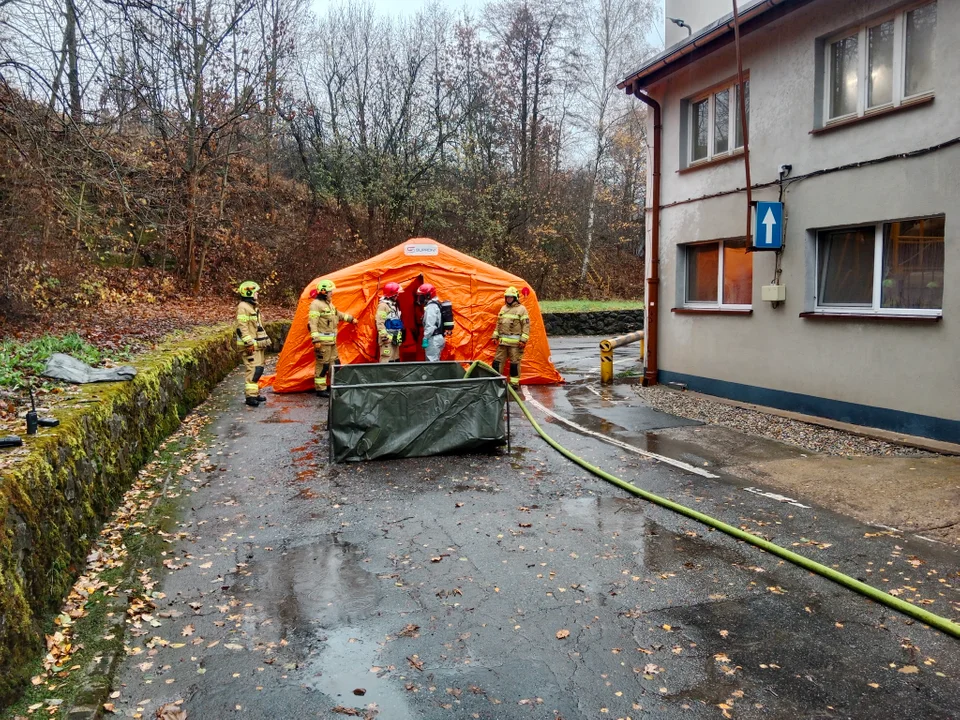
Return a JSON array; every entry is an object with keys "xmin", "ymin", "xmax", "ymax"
[{"xmin": 245, "ymin": 396, "xmax": 260, "ymax": 407}]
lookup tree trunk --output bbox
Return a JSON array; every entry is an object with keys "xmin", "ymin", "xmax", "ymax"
[
  {"xmin": 581, "ymin": 134, "xmax": 604, "ymax": 281},
  {"xmin": 66, "ymin": 0, "xmax": 81, "ymax": 123}
]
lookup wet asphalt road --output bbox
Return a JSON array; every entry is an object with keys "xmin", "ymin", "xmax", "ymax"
[{"xmin": 109, "ymin": 339, "xmax": 960, "ymax": 719}]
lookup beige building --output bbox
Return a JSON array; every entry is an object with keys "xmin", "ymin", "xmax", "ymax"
[{"xmin": 621, "ymin": 0, "xmax": 957, "ymax": 443}]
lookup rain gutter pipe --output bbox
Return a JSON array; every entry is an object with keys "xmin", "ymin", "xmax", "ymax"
[
  {"xmin": 506, "ymin": 383, "xmax": 960, "ymax": 639},
  {"xmin": 631, "ymin": 90, "xmax": 660, "ymax": 387}
]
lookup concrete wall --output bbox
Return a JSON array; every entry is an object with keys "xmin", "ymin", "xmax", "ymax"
[
  {"xmin": 541, "ymin": 310, "xmax": 644, "ymax": 337},
  {"xmin": 643, "ymin": 0, "xmax": 959, "ymax": 440}
]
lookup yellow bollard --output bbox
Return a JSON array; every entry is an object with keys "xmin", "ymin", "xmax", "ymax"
[{"xmin": 600, "ymin": 338, "xmax": 614, "ymax": 384}]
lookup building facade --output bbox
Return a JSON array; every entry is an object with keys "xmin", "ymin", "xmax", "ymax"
[{"xmin": 621, "ymin": 0, "xmax": 958, "ymax": 443}]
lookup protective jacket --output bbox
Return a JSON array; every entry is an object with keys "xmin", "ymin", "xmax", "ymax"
[
  {"xmin": 422, "ymin": 299, "xmax": 445, "ymax": 361},
  {"xmin": 376, "ymin": 297, "xmax": 403, "ymax": 345},
  {"xmin": 493, "ymin": 302, "xmax": 530, "ymax": 346},
  {"xmin": 308, "ymin": 298, "xmax": 353, "ymax": 345},
  {"xmin": 236, "ymin": 300, "xmax": 270, "ymax": 350},
  {"xmin": 236, "ymin": 299, "xmax": 270, "ymax": 401}
]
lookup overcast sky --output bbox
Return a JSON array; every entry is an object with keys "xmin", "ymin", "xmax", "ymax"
[{"xmin": 310, "ymin": 0, "xmax": 667, "ymax": 50}]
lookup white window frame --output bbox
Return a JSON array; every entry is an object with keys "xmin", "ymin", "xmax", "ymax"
[
  {"xmin": 683, "ymin": 239, "xmax": 753, "ymax": 310},
  {"xmin": 814, "ymin": 218, "xmax": 944, "ymax": 317},
  {"xmin": 823, "ymin": 1, "xmax": 936, "ymax": 124},
  {"xmin": 687, "ymin": 79, "xmax": 749, "ymax": 166}
]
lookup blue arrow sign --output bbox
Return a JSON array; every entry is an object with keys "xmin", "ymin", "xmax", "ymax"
[{"xmin": 754, "ymin": 201, "xmax": 783, "ymax": 250}]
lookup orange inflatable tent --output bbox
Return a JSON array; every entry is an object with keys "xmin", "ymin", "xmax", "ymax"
[{"xmin": 263, "ymin": 238, "xmax": 563, "ymax": 392}]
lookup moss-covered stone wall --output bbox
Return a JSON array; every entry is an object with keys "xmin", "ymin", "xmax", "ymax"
[{"xmin": 0, "ymin": 321, "xmax": 289, "ymax": 705}]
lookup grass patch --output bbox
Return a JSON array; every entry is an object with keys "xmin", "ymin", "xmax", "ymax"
[
  {"xmin": 0, "ymin": 334, "xmax": 132, "ymax": 390},
  {"xmin": 539, "ymin": 299, "xmax": 644, "ymax": 313}
]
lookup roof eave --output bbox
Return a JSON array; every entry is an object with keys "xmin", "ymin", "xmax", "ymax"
[{"xmin": 618, "ymin": 0, "xmax": 814, "ymax": 94}]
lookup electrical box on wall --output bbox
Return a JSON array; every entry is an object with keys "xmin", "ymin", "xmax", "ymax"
[{"xmin": 762, "ymin": 284, "xmax": 786, "ymax": 302}]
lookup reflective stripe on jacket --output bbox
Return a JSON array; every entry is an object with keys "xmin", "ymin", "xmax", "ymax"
[
  {"xmin": 308, "ymin": 298, "xmax": 353, "ymax": 344},
  {"xmin": 493, "ymin": 302, "xmax": 530, "ymax": 344},
  {"xmin": 376, "ymin": 298, "xmax": 402, "ymax": 342}
]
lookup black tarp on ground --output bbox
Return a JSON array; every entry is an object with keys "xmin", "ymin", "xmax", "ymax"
[{"xmin": 329, "ymin": 361, "xmax": 506, "ymax": 462}]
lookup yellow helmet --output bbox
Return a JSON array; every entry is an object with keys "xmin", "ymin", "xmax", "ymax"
[
  {"xmin": 317, "ymin": 279, "xmax": 336, "ymax": 294},
  {"xmin": 504, "ymin": 286, "xmax": 520, "ymax": 299},
  {"xmin": 237, "ymin": 281, "xmax": 260, "ymax": 298}
]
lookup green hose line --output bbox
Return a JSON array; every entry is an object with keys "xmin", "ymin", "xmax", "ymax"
[
  {"xmin": 463, "ymin": 360, "xmax": 481, "ymax": 379},
  {"xmin": 507, "ymin": 385, "xmax": 960, "ymax": 639}
]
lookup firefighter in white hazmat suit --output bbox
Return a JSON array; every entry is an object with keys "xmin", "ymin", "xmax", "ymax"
[{"xmin": 416, "ymin": 283, "xmax": 445, "ymax": 361}]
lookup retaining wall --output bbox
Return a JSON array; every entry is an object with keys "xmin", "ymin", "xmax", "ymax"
[
  {"xmin": 541, "ymin": 310, "xmax": 644, "ymax": 337},
  {"xmin": 0, "ymin": 321, "xmax": 289, "ymax": 705}
]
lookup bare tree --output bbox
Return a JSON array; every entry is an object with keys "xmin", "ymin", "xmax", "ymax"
[{"xmin": 571, "ymin": 0, "xmax": 654, "ymax": 280}]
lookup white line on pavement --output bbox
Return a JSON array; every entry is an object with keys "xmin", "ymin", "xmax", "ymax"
[
  {"xmin": 521, "ymin": 387, "xmax": 720, "ymax": 479},
  {"xmin": 742, "ymin": 487, "xmax": 810, "ymax": 508}
]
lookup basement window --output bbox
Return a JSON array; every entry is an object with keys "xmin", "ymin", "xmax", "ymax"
[
  {"xmin": 815, "ymin": 215, "xmax": 944, "ymax": 314},
  {"xmin": 683, "ymin": 240, "xmax": 753, "ymax": 309}
]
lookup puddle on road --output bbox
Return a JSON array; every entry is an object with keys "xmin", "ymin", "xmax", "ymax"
[
  {"xmin": 644, "ymin": 523, "xmax": 744, "ymax": 574},
  {"xmin": 560, "ymin": 496, "xmax": 647, "ymax": 543},
  {"xmin": 263, "ymin": 406, "xmax": 297, "ymax": 424},
  {"xmin": 307, "ymin": 627, "xmax": 416, "ymax": 719},
  {"xmin": 230, "ymin": 537, "xmax": 379, "ymax": 635}
]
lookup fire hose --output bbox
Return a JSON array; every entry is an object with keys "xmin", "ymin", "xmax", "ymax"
[{"xmin": 505, "ymin": 382, "xmax": 960, "ymax": 639}]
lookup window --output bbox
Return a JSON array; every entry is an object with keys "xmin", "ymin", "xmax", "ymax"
[
  {"xmin": 824, "ymin": 2, "xmax": 936, "ymax": 123},
  {"xmin": 816, "ymin": 216, "xmax": 944, "ymax": 314},
  {"xmin": 684, "ymin": 240, "xmax": 753, "ymax": 308},
  {"xmin": 688, "ymin": 80, "xmax": 749, "ymax": 164}
]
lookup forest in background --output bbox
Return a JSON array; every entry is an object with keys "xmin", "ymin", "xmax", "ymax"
[{"xmin": 0, "ymin": 0, "xmax": 657, "ymax": 323}]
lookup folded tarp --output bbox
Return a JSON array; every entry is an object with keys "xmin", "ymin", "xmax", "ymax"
[
  {"xmin": 42, "ymin": 353, "xmax": 138, "ymax": 384},
  {"xmin": 329, "ymin": 361, "xmax": 506, "ymax": 462}
]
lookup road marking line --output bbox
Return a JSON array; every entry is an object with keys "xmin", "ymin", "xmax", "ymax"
[
  {"xmin": 521, "ymin": 387, "xmax": 719, "ymax": 478},
  {"xmin": 743, "ymin": 487, "xmax": 810, "ymax": 508}
]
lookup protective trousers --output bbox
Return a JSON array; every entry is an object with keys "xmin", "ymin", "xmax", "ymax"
[
  {"xmin": 314, "ymin": 343, "xmax": 337, "ymax": 390},
  {"xmin": 379, "ymin": 338, "xmax": 400, "ymax": 363},
  {"xmin": 493, "ymin": 344, "xmax": 524, "ymax": 386},
  {"xmin": 243, "ymin": 349, "xmax": 266, "ymax": 398},
  {"xmin": 425, "ymin": 334, "xmax": 445, "ymax": 362}
]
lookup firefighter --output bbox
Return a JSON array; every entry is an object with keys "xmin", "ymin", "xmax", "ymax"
[
  {"xmin": 308, "ymin": 279, "xmax": 357, "ymax": 398},
  {"xmin": 492, "ymin": 286, "xmax": 530, "ymax": 386},
  {"xmin": 416, "ymin": 283, "xmax": 445, "ymax": 362},
  {"xmin": 376, "ymin": 281, "xmax": 404, "ymax": 363},
  {"xmin": 235, "ymin": 281, "xmax": 271, "ymax": 407}
]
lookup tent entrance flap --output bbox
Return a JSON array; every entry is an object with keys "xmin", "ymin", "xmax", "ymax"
[{"xmin": 329, "ymin": 361, "xmax": 508, "ymax": 463}]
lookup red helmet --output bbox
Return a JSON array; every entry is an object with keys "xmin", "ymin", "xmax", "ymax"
[
  {"xmin": 416, "ymin": 283, "xmax": 437, "ymax": 299},
  {"xmin": 383, "ymin": 281, "xmax": 401, "ymax": 297}
]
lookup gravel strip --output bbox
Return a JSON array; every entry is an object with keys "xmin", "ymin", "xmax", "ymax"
[{"xmin": 634, "ymin": 385, "xmax": 934, "ymax": 457}]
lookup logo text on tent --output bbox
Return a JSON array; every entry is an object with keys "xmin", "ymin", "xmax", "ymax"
[{"xmin": 404, "ymin": 243, "xmax": 439, "ymax": 256}]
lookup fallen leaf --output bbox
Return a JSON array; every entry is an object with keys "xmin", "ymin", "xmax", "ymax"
[
  {"xmin": 156, "ymin": 702, "xmax": 187, "ymax": 720},
  {"xmin": 407, "ymin": 655, "xmax": 424, "ymax": 671},
  {"xmin": 181, "ymin": 625, "xmax": 195, "ymax": 637},
  {"xmin": 103, "ymin": 703, "xmax": 116, "ymax": 713},
  {"xmin": 898, "ymin": 665, "xmax": 919, "ymax": 674},
  {"xmin": 398, "ymin": 624, "xmax": 420, "ymax": 638},
  {"xmin": 556, "ymin": 629, "xmax": 570, "ymax": 639}
]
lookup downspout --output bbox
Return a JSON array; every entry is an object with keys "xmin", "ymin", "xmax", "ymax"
[{"xmin": 632, "ymin": 90, "xmax": 661, "ymax": 386}]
